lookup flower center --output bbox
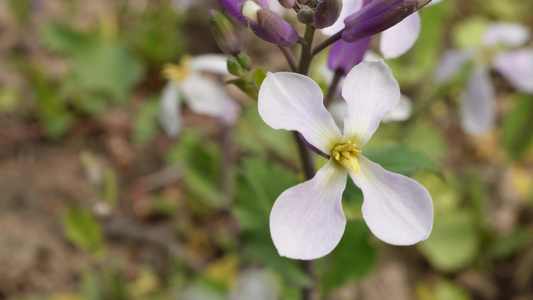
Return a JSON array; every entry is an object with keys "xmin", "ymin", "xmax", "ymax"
[
  {"xmin": 162, "ymin": 55, "xmax": 192, "ymax": 83},
  {"xmin": 331, "ymin": 141, "xmax": 362, "ymax": 174}
]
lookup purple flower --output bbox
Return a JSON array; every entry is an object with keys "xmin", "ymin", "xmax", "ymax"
[
  {"xmin": 258, "ymin": 61, "xmax": 433, "ymax": 259},
  {"xmin": 218, "ymin": 0, "xmax": 298, "ymax": 46},
  {"xmin": 324, "ymin": 0, "xmax": 441, "ymax": 59},
  {"xmin": 434, "ymin": 22, "xmax": 533, "ymax": 135}
]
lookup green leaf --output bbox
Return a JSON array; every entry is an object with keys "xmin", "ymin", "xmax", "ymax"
[
  {"xmin": 166, "ymin": 130, "xmax": 224, "ymax": 208},
  {"xmin": 101, "ymin": 168, "xmax": 119, "ymax": 208},
  {"xmin": 416, "ymin": 278, "xmax": 472, "ymax": 300},
  {"xmin": 502, "ymin": 96, "xmax": 533, "ymax": 161},
  {"xmin": 418, "ymin": 211, "xmax": 479, "ymax": 272},
  {"xmin": 319, "ymin": 221, "xmax": 377, "ymax": 294},
  {"xmin": 486, "ymin": 228, "xmax": 532, "ymax": 259},
  {"xmin": 133, "ymin": 99, "xmax": 160, "ymax": 146},
  {"xmin": 364, "ymin": 144, "xmax": 442, "ymax": 177},
  {"xmin": 61, "ymin": 207, "xmax": 103, "ymax": 254},
  {"xmin": 252, "ymin": 67, "xmax": 267, "ymax": 87},
  {"xmin": 226, "ymin": 78, "xmax": 258, "ymax": 101}
]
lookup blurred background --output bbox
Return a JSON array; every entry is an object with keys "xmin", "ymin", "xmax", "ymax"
[{"xmin": 1, "ymin": 0, "xmax": 533, "ymax": 299}]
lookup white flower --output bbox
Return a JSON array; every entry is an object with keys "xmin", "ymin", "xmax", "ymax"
[
  {"xmin": 258, "ymin": 61, "xmax": 434, "ymax": 260},
  {"xmin": 160, "ymin": 54, "xmax": 241, "ymax": 137},
  {"xmin": 434, "ymin": 22, "xmax": 533, "ymax": 134}
]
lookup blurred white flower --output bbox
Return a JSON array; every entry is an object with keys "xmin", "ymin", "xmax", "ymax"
[{"xmin": 160, "ymin": 54, "xmax": 241, "ymax": 137}]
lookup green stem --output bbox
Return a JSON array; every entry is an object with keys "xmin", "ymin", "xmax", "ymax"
[
  {"xmin": 295, "ymin": 23, "xmax": 317, "ymax": 300},
  {"xmin": 324, "ymin": 69, "xmax": 344, "ymax": 108},
  {"xmin": 298, "ymin": 24, "xmax": 315, "ymax": 75}
]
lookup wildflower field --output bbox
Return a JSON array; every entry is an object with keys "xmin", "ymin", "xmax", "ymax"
[{"xmin": 0, "ymin": 0, "xmax": 532, "ymax": 299}]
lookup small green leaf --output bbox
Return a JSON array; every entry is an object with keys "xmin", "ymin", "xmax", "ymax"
[
  {"xmin": 61, "ymin": 207, "xmax": 103, "ymax": 254},
  {"xmin": 418, "ymin": 211, "xmax": 479, "ymax": 272},
  {"xmin": 364, "ymin": 144, "xmax": 442, "ymax": 177},
  {"xmin": 252, "ymin": 67, "xmax": 267, "ymax": 87},
  {"xmin": 452, "ymin": 17, "xmax": 488, "ymax": 49},
  {"xmin": 502, "ymin": 96, "xmax": 533, "ymax": 161},
  {"xmin": 133, "ymin": 99, "xmax": 160, "ymax": 146}
]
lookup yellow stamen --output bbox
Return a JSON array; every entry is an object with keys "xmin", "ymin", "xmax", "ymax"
[
  {"xmin": 331, "ymin": 141, "xmax": 362, "ymax": 174},
  {"xmin": 162, "ymin": 55, "xmax": 192, "ymax": 83}
]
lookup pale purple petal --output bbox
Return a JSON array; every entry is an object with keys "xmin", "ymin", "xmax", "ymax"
[
  {"xmin": 270, "ymin": 160, "xmax": 348, "ymax": 260},
  {"xmin": 258, "ymin": 72, "xmax": 343, "ymax": 154},
  {"xmin": 341, "ymin": 61, "xmax": 400, "ymax": 147},
  {"xmin": 459, "ymin": 65, "xmax": 496, "ymax": 134},
  {"xmin": 493, "ymin": 49, "xmax": 533, "ymax": 94},
  {"xmin": 434, "ymin": 49, "xmax": 477, "ymax": 83},
  {"xmin": 190, "ymin": 54, "xmax": 228, "ymax": 74},
  {"xmin": 381, "ymin": 94, "xmax": 412, "ymax": 123},
  {"xmin": 181, "ymin": 73, "xmax": 233, "ymax": 118},
  {"xmin": 379, "ymin": 12, "xmax": 421, "ymax": 59},
  {"xmin": 483, "ymin": 22, "xmax": 531, "ymax": 47},
  {"xmin": 159, "ymin": 82, "xmax": 182, "ymax": 137},
  {"xmin": 322, "ymin": 0, "xmax": 364, "ymax": 36},
  {"xmin": 350, "ymin": 155, "xmax": 433, "ymax": 245}
]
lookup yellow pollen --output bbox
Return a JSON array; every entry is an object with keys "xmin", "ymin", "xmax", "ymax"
[
  {"xmin": 331, "ymin": 141, "xmax": 362, "ymax": 174},
  {"xmin": 162, "ymin": 55, "xmax": 192, "ymax": 83}
]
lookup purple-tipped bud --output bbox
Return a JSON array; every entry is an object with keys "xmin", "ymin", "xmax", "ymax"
[
  {"xmin": 210, "ymin": 10, "xmax": 242, "ymax": 55},
  {"xmin": 278, "ymin": 0, "xmax": 296, "ymax": 8},
  {"xmin": 342, "ymin": 0, "xmax": 431, "ymax": 43},
  {"xmin": 297, "ymin": 6, "xmax": 314, "ymax": 24},
  {"xmin": 242, "ymin": 1, "xmax": 299, "ymax": 47},
  {"xmin": 218, "ymin": 0, "xmax": 269, "ymax": 21},
  {"xmin": 314, "ymin": 0, "xmax": 343, "ymax": 29},
  {"xmin": 328, "ymin": 38, "xmax": 371, "ymax": 75}
]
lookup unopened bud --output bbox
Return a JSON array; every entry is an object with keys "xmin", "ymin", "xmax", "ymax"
[
  {"xmin": 227, "ymin": 57, "xmax": 244, "ymax": 76},
  {"xmin": 342, "ymin": 0, "xmax": 431, "ymax": 43},
  {"xmin": 210, "ymin": 10, "xmax": 242, "ymax": 55},
  {"xmin": 278, "ymin": 0, "xmax": 296, "ymax": 8},
  {"xmin": 297, "ymin": 6, "xmax": 314, "ymax": 24},
  {"xmin": 314, "ymin": 0, "xmax": 342, "ymax": 29},
  {"xmin": 237, "ymin": 52, "xmax": 251, "ymax": 70},
  {"xmin": 242, "ymin": 0, "xmax": 299, "ymax": 47}
]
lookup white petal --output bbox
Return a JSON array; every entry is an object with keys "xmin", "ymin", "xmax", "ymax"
[
  {"xmin": 189, "ymin": 54, "xmax": 228, "ymax": 74},
  {"xmin": 258, "ymin": 72, "xmax": 342, "ymax": 154},
  {"xmin": 351, "ymin": 155, "xmax": 433, "ymax": 245},
  {"xmin": 159, "ymin": 82, "xmax": 182, "ymax": 137},
  {"xmin": 181, "ymin": 73, "xmax": 233, "ymax": 118},
  {"xmin": 270, "ymin": 160, "xmax": 348, "ymax": 260},
  {"xmin": 483, "ymin": 22, "xmax": 531, "ymax": 48},
  {"xmin": 380, "ymin": 12, "xmax": 421, "ymax": 59},
  {"xmin": 266, "ymin": 0, "xmax": 286, "ymax": 15},
  {"xmin": 230, "ymin": 269, "xmax": 279, "ymax": 300},
  {"xmin": 493, "ymin": 49, "xmax": 533, "ymax": 93},
  {"xmin": 434, "ymin": 49, "xmax": 477, "ymax": 83},
  {"xmin": 381, "ymin": 94, "xmax": 412, "ymax": 123},
  {"xmin": 341, "ymin": 61, "xmax": 400, "ymax": 147},
  {"xmin": 459, "ymin": 65, "xmax": 496, "ymax": 135},
  {"xmin": 322, "ymin": 0, "xmax": 363, "ymax": 36}
]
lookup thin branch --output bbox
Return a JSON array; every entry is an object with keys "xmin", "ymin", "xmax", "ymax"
[
  {"xmin": 324, "ymin": 70, "xmax": 344, "ymax": 108},
  {"xmin": 278, "ymin": 45, "xmax": 298, "ymax": 72},
  {"xmin": 312, "ymin": 30, "xmax": 343, "ymax": 56}
]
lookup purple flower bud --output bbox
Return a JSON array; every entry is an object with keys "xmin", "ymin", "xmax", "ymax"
[
  {"xmin": 218, "ymin": 0, "xmax": 269, "ymax": 21},
  {"xmin": 342, "ymin": 0, "xmax": 431, "ymax": 43},
  {"xmin": 314, "ymin": 0, "xmax": 343, "ymax": 29},
  {"xmin": 242, "ymin": 1, "xmax": 299, "ymax": 47},
  {"xmin": 210, "ymin": 10, "xmax": 242, "ymax": 55},
  {"xmin": 278, "ymin": 0, "xmax": 296, "ymax": 8},
  {"xmin": 328, "ymin": 37, "xmax": 371, "ymax": 75}
]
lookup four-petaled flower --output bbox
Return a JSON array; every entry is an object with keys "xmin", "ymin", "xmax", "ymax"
[{"xmin": 258, "ymin": 61, "xmax": 434, "ymax": 260}]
